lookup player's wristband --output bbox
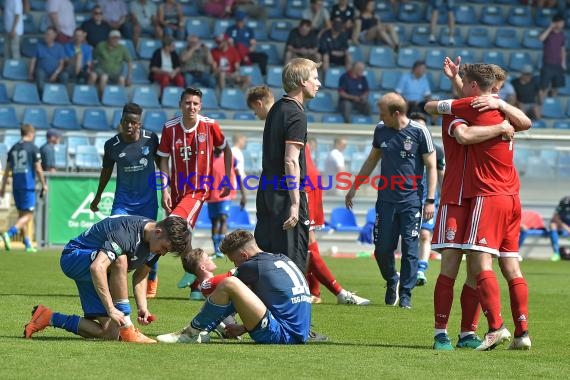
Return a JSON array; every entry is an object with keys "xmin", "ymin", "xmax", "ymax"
[{"xmin": 425, "ymin": 198, "xmax": 435, "ymax": 204}]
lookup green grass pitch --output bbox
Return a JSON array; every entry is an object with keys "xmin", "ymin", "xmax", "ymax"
[{"xmin": 1, "ymin": 250, "xmax": 569, "ymax": 379}]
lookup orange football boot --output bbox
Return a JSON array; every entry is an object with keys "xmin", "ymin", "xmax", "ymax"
[
  {"xmin": 24, "ymin": 304, "xmax": 53, "ymax": 338},
  {"xmin": 146, "ymin": 277, "xmax": 158, "ymax": 298},
  {"xmin": 119, "ymin": 325, "xmax": 157, "ymax": 343}
]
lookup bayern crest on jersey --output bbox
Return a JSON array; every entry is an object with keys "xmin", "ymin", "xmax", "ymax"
[
  {"xmin": 403, "ymin": 137, "xmax": 412, "ymax": 151},
  {"xmin": 198, "ymin": 133, "xmax": 207, "ymax": 143},
  {"xmin": 445, "ymin": 227, "xmax": 456, "ymax": 242},
  {"xmin": 141, "ymin": 146, "xmax": 149, "ymax": 155}
]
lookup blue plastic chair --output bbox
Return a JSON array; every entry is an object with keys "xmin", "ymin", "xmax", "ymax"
[
  {"xmin": 324, "ymin": 68, "xmax": 344, "ymax": 89},
  {"xmin": 411, "ymin": 26, "xmax": 431, "ymax": 46},
  {"xmin": 0, "ymin": 83, "xmax": 9, "ymax": 104},
  {"xmin": 260, "ymin": 0, "xmax": 283, "ymax": 18},
  {"xmin": 75, "ymin": 145, "xmax": 102, "ymax": 171},
  {"xmin": 542, "ymin": 98, "xmax": 564, "ymax": 119},
  {"xmin": 240, "ymin": 65, "xmax": 264, "ymax": 86},
  {"xmin": 508, "ymin": 52, "xmax": 534, "ymax": 73},
  {"xmin": 111, "ymin": 109, "xmax": 122, "ymax": 129},
  {"xmin": 132, "ymin": 86, "xmax": 160, "ymax": 108},
  {"xmin": 185, "ymin": 18, "xmax": 211, "ymax": 39},
  {"xmin": 366, "ymin": 208, "xmax": 377, "ymax": 224},
  {"xmin": 454, "ymin": 49, "xmax": 477, "ymax": 64},
  {"xmin": 138, "ymin": 38, "xmax": 161, "ymax": 60},
  {"xmin": 21, "ymin": 36, "xmax": 39, "ymax": 58},
  {"xmin": 455, "ymin": 5, "xmax": 477, "ymax": 25},
  {"xmin": 269, "ymin": 21, "xmax": 293, "ymax": 42},
  {"xmin": 202, "ymin": 111, "xmax": 227, "ymax": 120},
  {"xmin": 102, "ymin": 85, "xmax": 128, "ymax": 107},
  {"xmin": 257, "ymin": 43, "xmax": 280, "ymax": 65},
  {"xmin": 554, "ymin": 121, "xmax": 570, "ymax": 130},
  {"xmin": 72, "ymin": 85, "xmax": 100, "ymax": 106},
  {"xmin": 23, "ymin": 107, "xmax": 50, "ymax": 129},
  {"xmin": 425, "ymin": 49, "xmax": 447, "ymax": 70},
  {"xmin": 23, "ymin": 14, "xmax": 37, "ymax": 34},
  {"xmin": 220, "ymin": 88, "xmax": 248, "ymax": 111},
  {"xmin": 42, "ymin": 84, "xmax": 71, "ymax": 105},
  {"xmin": 247, "ymin": 20, "xmax": 268, "ymax": 41},
  {"xmin": 118, "ymin": 39, "xmax": 137, "ymax": 59},
  {"xmin": 201, "ymin": 88, "xmax": 219, "ymax": 109},
  {"xmin": 535, "ymin": 8, "xmax": 556, "ymax": 28},
  {"xmin": 348, "ymin": 45, "xmax": 365, "ymax": 63},
  {"xmin": 507, "ymin": 6, "xmax": 533, "ymax": 27},
  {"xmin": 3, "ymin": 59, "xmax": 29, "ymax": 80},
  {"xmin": 364, "ymin": 70, "xmax": 377, "ymax": 90},
  {"xmin": 82, "ymin": 108, "xmax": 110, "ymax": 131},
  {"xmin": 482, "ymin": 51, "xmax": 506, "ymax": 67},
  {"xmin": 0, "ymin": 106, "xmax": 19, "ymax": 129},
  {"xmin": 52, "ymin": 107, "xmax": 80, "ymax": 130},
  {"xmin": 307, "ymin": 91, "xmax": 335, "ymax": 113},
  {"xmin": 369, "ymin": 47, "xmax": 395, "ymax": 68},
  {"xmin": 142, "ymin": 110, "xmax": 167, "ymax": 133},
  {"xmin": 329, "ymin": 207, "xmax": 361, "ymax": 232},
  {"xmin": 495, "ymin": 28, "xmax": 521, "ymax": 49},
  {"xmin": 397, "ymin": 2, "xmax": 423, "ymax": 23},
  {"xmin": 380, "ymin": 70, "xmax": 402, "ymax": 90},
  {"xmin": 12, "ymin": 83, "xmax": 41, "ymax": 104},
  {"xmin": 233, "ymin": 112, "xmax": 256, "ymax": 121},
  {"xmin": 396, "ymin": 48, "xmax": 421, "ymax": 68},
  {"xmin": 67, "ymin": 134, "xmax": 91, "ymax": 155},
  {"xmin": 321, "ymin": 114, "xmax": 344, "ymax": 123},
  {"xmin": 195, "ymin": 204, "xmax": 212, "ymax": 229},
  {"xmin": 522, "ymin": 29, "xmax": 542, "ymax": 50},
  {"xmin": 439, "ymin": 27, "xmax": 464, "ymax": 47},
  {"xmin": 129, "ymin": 62, "xmax": 151, "ymax": 84},
  {"xmin": 531, "ymin": 119, "xmax": 547, "ymax": 129},
  {"xmin": 161, "ymin": 86, "xmax": 183, "ymax": 108},
  {"xmin": 53, "ymin": 144, "xmax": 68, "ymax": 170},
  {"xmin": 351, "ymin": 115, "xmax": 373, "ymax": 125},
  {"xmin": 266, "ymin": 66, "xmax": 283, "ymax": 87},
  {"xmin": 285, "ymin": 0, "xmax": 307, "ymax": 19},
  {"xmin": 376, "ymin": 1, "xmax": 396, "ymax": 22},
  {"xmin": 228, "ymin": 205, "xmax": 254, "ymax": 230},
  {"xmin": 3, "ymin": 131, "xmax": 21, "ymax": 146},
  {"xmin": 480, "ymin": 6, "xmax": 505, "ymax": 25},
  {"xmin": 213, "ymin": 19, "xmax": 232, "ymax": 38},
  {"xmin": 467, "ymin": 27, "xmax": 491, "ymax": 48}
]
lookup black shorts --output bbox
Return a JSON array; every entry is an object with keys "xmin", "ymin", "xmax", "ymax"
[
  {"xmin": 254, "ymin": 190, "xmax": 309, "ymax": 273},
  {"xmin": 540, "ymin": 64, "xmax": 565, "ymax": 90}
]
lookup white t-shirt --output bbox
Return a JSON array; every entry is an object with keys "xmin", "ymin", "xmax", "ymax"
[
  {"xmin": 231, "ymin": 146, "xmax": 245, "ymax": 176},
  {"xmin": 47, "ymin": 0, "xmax": 77, "ymax": 38},
  {"xmin": 324, "ymin": 148, "xmax": 345, "ymax": 178},
  {"xmin": 161, "ymin": 49, "xmax": 173, "ymax": 72},
  {"xmin": 4, "ymin": 0, "xmax": 24, "ymax": 36}
]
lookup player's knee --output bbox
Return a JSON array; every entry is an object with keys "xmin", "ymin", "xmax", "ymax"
[
  {"xmin": 498, "ymin": 258, "xmax": 522, "ymax": 280},
  {"xmin": 420, "ymin": 229, "xmax": 431, "ymax": 242},
  {"xmin": 218, "ymin": 276, "xmax": 242, "ymax": 293}
]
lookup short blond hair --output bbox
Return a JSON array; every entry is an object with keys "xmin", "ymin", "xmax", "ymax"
[
  {"xmin": 282, "ymin": 58, "xmax": 320, "ymax": 93},
  {"xmin": 20, "ymin": 124, "xmax": 35, "ymax": 137},
  {"xmin": 246, "ymin": 85, "xmax": 273, "ymax": 107}
]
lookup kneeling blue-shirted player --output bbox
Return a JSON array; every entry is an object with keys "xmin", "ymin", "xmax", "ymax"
[
  {"xmin": 23, "ymin": 215, "xmax": 190, "ymax": 343},
  {"xmin": 157, "ymin": 229, "xmax": 312, "ymax": 344}
]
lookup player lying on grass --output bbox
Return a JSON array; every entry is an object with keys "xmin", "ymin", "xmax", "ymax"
[
  {"xmin": 23, "ymin": 216, "xmax": 191, "ymax": 343},
  {"xmin": 157, "ymin": 229, "xmax": 311, "ymax": 344}
]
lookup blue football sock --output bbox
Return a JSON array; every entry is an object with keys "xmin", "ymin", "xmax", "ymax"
[
  {"xmin": 148, "ymin": 261, "xmax": 158, "ymax": 281},
  {"xmin": 51, "ymin": 312, "xmax": 81, "ymax": 334},
  {"xmin": 23, "ymin": 237, "xmax": 31, "ymax": 249},
  {"xmin": 191, "ymin": 298, "xmax": 236, "ymax": 332},
  {"xmin": 114, "ymin": 300, "xmax": 131, "ymax": 316},
  {"xmin": 7, "ymin": 226, "xmax": 18, "ymax": 238},
  {"xmin": 518, "ymin": 230, "xmax": 528, "ymax": 249},
  {"xmin": 212, "ymin": 235, "xmax": 219, "ymax": 252},
  {"xmin": 418, "ymin": 260, "xmax": 429, "ymax": 272},
  {"xmin": 550, "ymin": 229, "xmax": 560, "ymax": 253}
]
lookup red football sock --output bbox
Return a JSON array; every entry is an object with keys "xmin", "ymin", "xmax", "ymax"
[
  {"xmin": 508, "ymin": 277, "xmax": 529, "ymax": 337},
  {"xmin": 306, "ymin": 267, "xmax": 321, "ymax": 297},
  {"xmin": 308, "ymin": 242, "xmax": 342, "ymax": 296},
  {"xmin": 190, "ymin": 279, "xmax": 200, "ymax": 291},
  {"xmin": 434, "ymin": 274, "xmax": 455, "ymax": 329},
  {"xmin": 460, "ymin": 284, "xmax": 480, "ymax": 333},
  {"xmin": 476, "ymin": 270, "xmax": 503, "ymax": 331}
]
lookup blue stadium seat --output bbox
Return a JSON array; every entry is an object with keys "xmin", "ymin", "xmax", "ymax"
[
  {"xmin": 553, "ymin": 121, "xmax": 570, "ymax": 130},
  {"xmin": 364, "ymin": 70, "xmax": 377, "ymax": 90},
  {"xmin": 454, "ymin": 5, "xmax": 477, "ymax": 25},
  {"xmin": 243, "ymin": 141, "xmax": 262, "ymax": 173},
  {"xmin": 266, "ymin": 66, "xmax": 283, "ymax": 87},
  {"xmin": 437, "ymin": 74, "xmax": 452, "ymax": 92},
  {"xmin": 425, "ymin": 4, "xmax": 448, "ymax": 24},
  {"xmin": 508, "ymin": 52, "xmax": 534, "ymax": 73},
  {"xmin": 366, "ymin": 208, "xmax": 377, "ymax": 224},
  {"xmin": 185, "ymin": 18, "xmax": 211, "ymax": 39},
  {"xmin": 67, "ymin": 135, "xmax": 91, "ymax": 155},
  {"xmin": 0, "ymin": 36, "xmax": 4, "ymax": 56},
  {"xmin": 480, "ymin": 6, "xmax": 505, "ymax": 25},
  {"xmin": 52, "ymin": 107, "xmax": 80, "ymax": 130},
  {"xmin": 2, "ymin": 131, "xmax": 21, "ymax": 147},
  {"xmin": 3, "ymin": 59, "xmax": 29, "ymax": 80},
  {"xmin": 558, "ymin": 76, "xmax": 570, "ymax": 96},
  {"xmin": 307, "ymin": 91, "xmax": 335, "ymax": 113},
  {"xmin": 38, "ymin": 13, "xmax": 50, "ymax": 33},
  {"xmin": 380, "ymin": 70, "xmax": 402, "ymax": 90},
  {"xmin": 72, "ymin": 85, "xmax": 100, "ymax": 106},
  {"xmin": 213, "ymin": 19, "xmax": 232, "ymax": 38},
  {"xmin": 324, "ymin": 67, "xmax": 344, "ymax": 88},
  {"xmin": 12, "ymin": 83, "xmax": 41, "ymax": 104},
  {"xmin": 240, "ymin": 65, "xmax": 264, "ymax": 86},
  {"xmin": 220, "ymin": 88, "xmax": 248, "ymax": 110},
  {"xmin": 531, "ymin": 119, "xmax": 547, "ymax": 129},
  {"xmin": 351, "ymin": 115, "xmax": 373, "ymax": 125},
  {"xmin": 0, "ymin": 106, "xmax": 19, "ymax": 129},
  {"xmin": 102, "ymin": 85, "xmax": 128, "ymax": 107},
  {"xmin": 132, "ymin": 86, "xmax": 160, "ymax": 108},
  {"xmin": 42, "ymin": 84, "xmax": 71, "ymax": 105},
  {"xmin": 425, "ymin": 49, "xmax": 447, "ymax": 69},
  {"xmin": 467, "ymin": 27, "xmax": 491, "ymax": 48},
  {"xmin": 535, "ymin": 8, "xmax": 556, "ymax": 28},
  {"xmin": 495, "ymin": 28, "xmax": 521, "ymax": 49},
  {"xmin": 162, "ymin": 86, "xmax": 183, "ymax": 108},
  {"xmin": 542, "ymin": 98, "xmax": 564, "ymax": 119},
  {"xmin": 129, "ymin": 62, "xmax": 151, "ymax": 84},
  {"xmin": 397, "ymin": 2, "xmax": 423, "ymax": 23},
  {"xmin": 21, "ymin": 36, "xmax": 39, "ymax": 58},
  {"xmin": 454, "ymin": 49, "xmax": 477, "ymax": 64},
  {"xmin": 228, "ymin": 205, "xmax": 254, "ymax": 230},
  {"xmin": 368, "ymin": 91, "xmax": 382, "ymax": 110},
  {"xmin": 94, "ymin": 132, "xmax": 113, "ymax": 155},
  {"xmin": 321, "ymin": 114, "xmax": 344, "ymax": 123},
  {"xmin": 29, "ymin": 0, "xmax": 46, "ymax": 11},
  {"xmin": 180, "ymin": 0, "xmax": 199, "ymax": 17},
  {"xmin": 233, "ymin": 111, "xmax": 256, "ymax": 120},
  {"xmin": 82, "ymin": 108, "xmax": 110, "ymax": 131},
  {"xmin": 23, "ymin": 14, "xmax": 37, "ymax": 34},
  {"xmin": 285, "ymin": 0, "xmax": 307, "ymax": 19},
  {"xmin": 348, "ymin": 45, "xmax": 365, "ymax": 63},
  {"xmin": 269, "ymin": 21, "xmax": 293, "ymax": 42},
  {"xmin": 329, "ymin": 207, "xmax": 361, "ymax": 232},
  {"xmin": 111, "ymin": 109, "xmax": 122, "ymax": 129},
  {"xmin": 411, "ymin": 26, "xmax": 430, "ymax": 46},
  {"xmin": 439, "ymin": 27, "xmax": 464, "ymax": 47},
  {"xmin": 247, "ymin": 20, "xmax": 268, "ymax": 41},
  {"xmin": 376, "ymin": 1, "xmax": 396, "ymax": 22},
  {"xmin": 75, "ymin": 145, "xmax": 102, "ymax": 171},
  {"xmin": 0, "ymin": 143, "xmax": 7, "ymax": 169},
  {"xmin": 195, "ymin": 204, "xmax": 212, "ymax": 229},
  {"xmin": 201, "ymin": 88, "xmax": 219, "ymax": 109},
  {"xmin": 522, "ymin": 29, "xmax": 542, "ymax": 50},
  {"xmin": 307, "ymin": 113, "xmax": 316, "ymax": 123},
  {"xmin": 118, "ymin": 39, "xmax": 137, "ymax": 59},
  {"xmin": 53, "ymin": 144, "xmax": 68, "ymax": 170},
  {"xmin": 142, "ymin": 110, "xmax": 167, "ymax": 133},
  {"xmin": 397, "ymin": 48, "xmax": 421, "ymax": 68},
  {"xmin": 507, "ymin": 6, "xmax": 533, "ymax": 27},
  {"xmin": 23, "ymin": 107, "xmax": 50, "ymax": 129},
  {"xmin": 0, "ymin": 83, "xmax": 9, "ymax": 104},
  {"xmin": 260, "ymin": 0, "xmax": 283, "ymax": 18},
  {"xmin": 482, "ymin": 51, "xmax": 506, "ymax": 67},
  {"xmin": 203, "ymin": 111, "xmax": 227, "ymax": 120},
  {"xmin": 369, "ymin": 47, "xmax": 395, "ymax": 68},
  {"xmin": 257, "ymin": 43, "xmax": 280, "ymax": 65},
  {"xmin": 393, "ymin": 25, "xmax": 409, "ymax": 46},
  {"xmin": 138, "ymin": 38, "xmax": 161, "ymax": 60}
]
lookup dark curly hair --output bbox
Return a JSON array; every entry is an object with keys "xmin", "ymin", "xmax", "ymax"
[
  {"xmin": 219, "ymin": 230, "xmax": 255, "ymax": 256},
  {"xmin": 156, "ymin": 216, "xmax": 191, "ymax": 255}
]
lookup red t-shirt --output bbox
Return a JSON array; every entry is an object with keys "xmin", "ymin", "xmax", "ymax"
[
  {"xmin": 157, "ymin": 115, "xmax": 226, "ymax": 204},
  {"xmin": 441, "ymin": 96, "xmax": 519, "ymax": 197},
  {"xmin": 208, "ymin": 152, "xmax": 237, "ymax": 203},
  {"xmin": 304, "ymin": 144, "xmax": 320, "ymax": 192},
  {"xmin": 211, "ymin": 46, "xmax": 241, "ymax": 74},
  {"xmin": 439, "ymin": 114, "xmax": 468, "ymax": 205}
]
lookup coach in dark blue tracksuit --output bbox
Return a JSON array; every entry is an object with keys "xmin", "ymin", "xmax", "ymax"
[{"xmin": 346, "ymin": 92, "xmax": 436, "ymax": 309}]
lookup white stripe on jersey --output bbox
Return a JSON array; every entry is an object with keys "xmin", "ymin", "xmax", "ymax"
[
  {"xmin": 436, "ymin": 204, "xmax": 447, "ymax": 245},
  {"xmin": 111, "ymin": 135, "xmax": 120, "ymax": 146},
  {"xmin": 164, "ymin": 115, "xmax": 182, "ymax": 128},
  {"xmin": 447, "ymin": 118, "xmax": 468, "ymax": 137},
  {"xmin": 410, "ymin": 119, "xmax": 435, "ymax": 152},
  {"xmin": 467, "ymin": 197, "xmax": 484, "ymax": 245},
  {"xmin": 142, "ymin": 130, "xmax": 151, "ymax": 139}
]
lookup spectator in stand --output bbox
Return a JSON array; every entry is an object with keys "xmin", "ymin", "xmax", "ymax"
[
  {"xmin": 539, "ymin": 13, "xmax": 566, "ymax": 103},
  {"xmin": 518, "ymin": 210, "xmax": 546, "ymax": 250},
  {"xmin": 98, "ymin": 0, "xmax": 133, "ymax": 40},
  {"xmin": 319, "ymin": 18, "xmax": 351, "ymax": 72},
  {"xmin": 65, "ymin": 27, "xmax": 97, "ymax": 85},
  {"xmin": 180, "ymin": 35, "xmax": 217, "ymax": 89},
  {"xmin": 307, "ymin": 137, "xmax": 318, "ymax": 162},
  {"xmin": 548, "ymin": 196, "xmax": 570, "ymax": 262},
  {"xmin": 499, "ymin": 79, "xmax": 516, "ymax": 106},
  {"xmin": 428, "ymin": 0, "xmax": 456, "ymax": 46},
  {"xmin": 324, "ymin": 137, "xmax": 347, "ymax": 180},
  {"xmin": 211, "ymin": 34, "xmax": 251, "ymax": 92},
  {"xmin": 284, "ymin": 19, "xmax": 321, "ymax": 64},
  {"xmin": 337, "ymin": 62, "xmax": 370, "ymax": 123},
  {"xmin": 28, "ymin": 27, "xmax": 69, "ymax": 93},
  {"xmin": 4, "ymin": 0, "xmax": 24, "ymax": 59},
  {"xmin": 40, "ymin": 128, "xmax": 62, "ymax": 173},
  {"xmin": 130, "ymin": 0, "xmax": 158, "ymax": 49},
  {"xmin": 303, "ymin": 0, "xmax": 332, "ymax": 37},
  {"xmin": 352, "ymin": 0, "xmax": 399, "ymax": 52},
  {"xmin": 512, "ymin": 65, "xmax": 542, "ymax": 120},
  {"xmin": 82, "ymin": 6, "xmax": 112, "ymax": 48},
  {"xmin": 231, "ymin": 132, "xmax": 247, "ymax": 177},
  {"xmin": 225, "ymin": 11, "xmax": 268, "ymax": 76},
  {"xmin": 234, "ymin": 0, "xmax": 267, "ymax": 20},
  {"xmin": 156, "ymin": 0, "xmax": 184, "ymax": 40},
  {"xmin": 149, "ymin": 36, "xmax": 185, "ymax": 94},
  {"xmin": 330, "ymin": 0, "xmax": 356, "ymax": 36},
  {"xmin": 395, "ymin": 60, "xmax": 432, "ymax": 115},
  {"xmin": 94, "ymin": 30, "xmax": 132, "ymax": 93},
  {"xmin": 47, "ymin": 0, "xmax": 76, "ymax": 44},
  {"xmin": 201, "ymin": 0, "xmax": 234, "ymax": 19}
]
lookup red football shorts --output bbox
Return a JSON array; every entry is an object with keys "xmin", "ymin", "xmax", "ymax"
[
  {"xmin": 170, "ymin": 195, "xmax": 205, "ymax": 230},
  {"xmin": 462, "ymin": 195, "xmax": 521, "ymax": 258},
  {"xmin": 307, "ymin": 188, "xmax": 324, "ymax": 231},
  {"xmin": 432, "ymin": 202, "xmax": 471, "ymax": 252}
]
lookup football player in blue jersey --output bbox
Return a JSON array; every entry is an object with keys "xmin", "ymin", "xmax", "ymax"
[
  {"xmin": 23, "ymin": 215, "xmax": 190, "ymax": 343},
  {"xmin": 1, "ymin": 124, "xmax": 47, "ymax": 253},
  {"xmin": 157, "ymin": 229, "xmax": 312, "ymax": 344},
  {"xmin": 89, "ymin": 102, "xmax": 162, "ymax": 298}
]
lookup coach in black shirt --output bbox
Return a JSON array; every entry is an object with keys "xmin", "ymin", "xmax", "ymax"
[{"xmin": 255, "ymin": 58, "xmax": 321, "ymax": 273}]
